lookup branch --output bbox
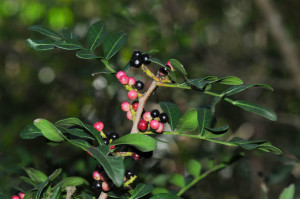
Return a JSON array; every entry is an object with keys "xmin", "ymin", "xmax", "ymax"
[
  {"xmin": 66, "ymin": 186, "xmax": 76, "ymax": 199},
  {"xmin": 98, "ymin": 192, "xmax": 108, "ymax": 199}
]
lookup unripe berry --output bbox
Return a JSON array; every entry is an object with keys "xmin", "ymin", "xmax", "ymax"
[
  {"xmin": 138, "ymin": 120, "xmax": 148, "ymax": 132},
  {"xmin": 93, "ymin": 171, "xmax": 101, "ymax": 180},
  {"xmin": 12, "ymin": 196, "xmax": 19, "ymax": 199},
  {"xmin": 116, "ymin": 71, "xmax": 126, "ymax": 79},
  {"xmin": 150, "ymin": 120, "xmax": 160, "ymax": 130},
  {"xmin": 121, "ymin": 102, "xmax": 130, "ymax": 112},
  {"xmin": 94, "ymin": 122, "xmax": 104, "ymax": 131},
  {"xmin": 128, "ymin": 77, "xmax": 136, "ymax": 85},
  {"xmin": 131, "ymin": 153, "xmax": 140, "ymax": 161},
  {"xmin": 119, "ymin": 75, "xmax": 129, "ymax": 85},
  {"xmin": 143, "ymin": 112, "xmax": 152, "ymax": 122},
  {"xmin": 156, "ymin": 123, "xmax": 164, "ymax": 133},
  {"xmin": 102, "ymin": 181, "xmax": 110, "ymax": 192},
  {"xmin": 126, "ymin": 111, "xmax": 133, "ymax": 120},
  {"xmin": 128, "ymin": 90, "xmax": 138, "ymax": 100},
  {"xmin": 18, "ymin": 193, "xmax": 25, "ymax": 199},
  {"xmin": 132, "ymin": 101, "xmax": 139, "ymax": 110}
]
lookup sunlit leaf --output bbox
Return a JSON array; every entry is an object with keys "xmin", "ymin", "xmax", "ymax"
[
  {"xmin": 187, "ymin": 159, "xmax": 201, "ymax": 177},
  {"xmin": 169, "ymin": 174, "xmax": 185, "ymax": 188},
  {"xmin": 177, "ymin": 109, "xmax": 198, "ymax": 133},
  {"xmin": 33, "ymin": 119, "xmax": 64, "ymax": 142},
  {"xmin": 26, "ymin": 38, "xmax": 55, "ymax": 51},
  {"xmin": 279, "ymin": 184, "xmax": 295, "ymax": 199}
]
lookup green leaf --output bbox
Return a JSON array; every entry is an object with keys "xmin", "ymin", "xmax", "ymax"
[
  {"xmin": 35, "ymin": 178, "xmax": 50, "ymax": 199},
  {"xmin": 25, "ymin": 168, "xmax": 48, "ymax": 183},
  {"xmin": 66, "ymin": 128, "xmax": 95, "ymax": 140},
  {"xmin": 197, "ymin": 108, "xmax": 213, "ymax": 136},
  {"xmin": 49, "ymin": 168, "xmax": 62, "ymax": 181},
  {"xmin": 169, "ymin": 59, "xmax": 187, "ymax": 75},
  {"xmin": 129, "ymin": 183, "xmax": 153, "ymax": 199},
  {"xmin": 151, "ymin": 193, "xmax": 182, "ymax": 199},
  {"xmin": 33, "ymin": 119, "xmax": 64, "ymax": 142},
  {"xmin": 20, "ymin": 124, "xmax": 43, "ymax": 139},
  {"xmin": 87, "ymin": 146, "xmax": 125, "ymax": 187},
  {"xmin": 26, "ymin": 38, "xmax": 56, "ymax": 51},
  {"xmin": 168, "ymin": 71, "xmax": 178, "ymax": 82},
  {"xmin": 50, "ymin": 186, "xmax": 61, "ymax": 199},
  {"xmin": 177, "ymin": 109, "xmax": 198, "ymax": 133},
  {"xmin": 55, "ymin": 39, "xmax": 84, "ymax": 50},
  {"xmin": 28, "ymin": 25, "xmax": 62, "ymax": 39},
  {"xmin": 211, "ymin": 96, "xmax": 221, "ymax": 113},
  {"xmin": 187, "ymin": 159, "xmax": 201, "ymax": 177},
  {"xmin": 69, "ymin": 139, "xmax": 92, "ymax": 149},
  {"xmin": 169, "ymin": 174, "xmax": 185, "ymax": 188},
  {"xmin": 20, "ymin": 176, "xmax": 37, "ymax": 186},
  {"xmin": 221, "ymin": 84, "xmax": 273, "ymax": 96},
  {"xmin": 54, "ymin": 177, "xmax": 88, "ymax": 190},
  {"xmin": 103, "ymin": 32, "xmax": 128, "ymax": 60},
  {"xmin": 232, "ymin": 100, "xmax": 277, "ymax": 121},
  {"xmin": 152, "ymin": 188, "xmax": 169, "ymax": 195},
  {"xmin": 87, "ymin": 20, "xmax": 108, "ymax": 52},
  {"xmin": 76, "ymin": 49, "xmax": 103, "ymax": 59},
  {"xmin": 148, "ymin": 57, "xmax": 166, "ymax": 67},
  {"xmin": 217, "ymin": 76, "xmax": 243, "ymax": 85},
  {"xmin": 205, "ymin": 125, "xmax": 229, "ymax": 135},
  {"xmin": 279, "ymin": 184, "xmax": 295, "ymax": 199},
  {"xmin": 61, "ymin": 28, "xmax": 78, "ymax": 40},
  {"xmin": 110, "ymin": 134, "xmax": 157, "ymax": 152},
  {"xmin": 159, "ymin": 102, "xmax": 182, "ymax": 131},
  {"xmin": 143, "ymin": 49, "xmax": 159, "ymax": 55}
]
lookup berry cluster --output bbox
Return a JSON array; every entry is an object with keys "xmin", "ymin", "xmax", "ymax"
[
  {"xmin": 11, "ymin": 192, "xmax": 25, "ymax": 199},
  {"xmin": 138, "ymin": 109, "xmax": 169, "ymax": 133},
  {"xmin": 92, "ymin": 165, "xmax": 112, "ymax": 192},
  {"xmin": 130, "ymin": 50, "xmax": 151, "ymax": 68},
  {"xmin": 93, "ymin": 121, "xmax": 119, "ymax": 150},
  {"xmin": 159, "ymin": 61, "xmax": 174, "ymax": 76}
]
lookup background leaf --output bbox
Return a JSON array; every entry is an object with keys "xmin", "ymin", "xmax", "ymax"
[
  {"xmin": 160, "ymin": 102, "xmax": 182, "ymax": 131},
  {"xmin": 103, "ymin": 32, "xmax": 127, "ymax": 60},
  {"xmin": 279, "ymin": 184, "xmax": 295, "ymax": 199},
  {"xmin": 187, "ymin": 159, "xmax": 202, "ymax": 177},
  {"xmin": 151, "ymin": 193, "xmax": 182, "ymax": 199},
  {"xmin": 169, "ymin": 174, "xmax": 185, "ymax": 188}
]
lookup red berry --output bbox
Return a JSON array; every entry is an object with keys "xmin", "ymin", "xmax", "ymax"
[
  {"xmin": 156, "ymin": 123, "xmax": 164, "ymax": 133},
  {"xmin": 18, "ymin": 193, "xmax": 25, "ymax": 199},
  {"xmin": 12, "ymin": 196, "xmax": 19, "ymax": 199},
  {"xmin": 119, "ymin": 75, "xmax": 129, "ymax": 85},
  {"xmin": 93, "ymin": 171, "xmax": 101, "ymax": 180},
  {"xmin": 128, "ymin": 90, "xmax": 138, "ymax": 100},
  {"xmin": 138, "ymin": 120, "xmax": 148, "ymax": 132},
  {"xmin": 102, "ymin": 181, "xmax": 110, "ymax": 192},
  {"xmin": 131, "ymin": 153, "xmax": 140, "ymax": 161},
  {"xmin": 126, "ymin": 111, "xmax": 133, "ymax": 120},
  {"xmin": 166, "ymin": 61, "xmax": 174, "ymax": 71},
  {"xmin": 150, "ymin": 120, "xmax": 160, "ymax": 130},
  {"xmin": 93, "ymin": 122, "xmax": 104, "ymax": 131},
  {"xmin": 121, "ymin": 102, "xmax": 130, "ymax": 112},
  {"xmin": 128, "ymin": 77, "xmax": 136, "ymax": 85},
  {"xmin": 132, "ymin": 101, "xmax": 139, "ymax": 110},
  {"xmin": 143, "ymin": 112, "xmax": 152, "ymax": 121},
  {"xmin": 116, "ymin": 71, "xmax": 126, "ymax": 79},
  {"xmin": 100, "ymin": 172, "xmax": 107, "ymax": 181},
  {"xmin": 110, "ymin": 146, "xmax": 115, "ymax": 150}
]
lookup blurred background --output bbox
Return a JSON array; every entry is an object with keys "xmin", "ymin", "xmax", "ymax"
[{"xmin": 1, "ymin": 0, "xmax": 300, "ymax": 198}]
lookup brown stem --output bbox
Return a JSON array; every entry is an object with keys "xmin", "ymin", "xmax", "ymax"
[
  {"xmin": 66, "ymin": 186, "xmax": 76, "ymax": 199},
  {"xmin": 130, "ymin": 80, "xmax": 158, "ymax": 134},
  {"xmin": 98, "ymin": 192, "xmax": 108, "ymax": 199}
]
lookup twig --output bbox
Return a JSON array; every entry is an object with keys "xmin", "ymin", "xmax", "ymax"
[
  {"xmin": 98, "ymin": 192, "xmax": 108, "ymax": 199},
  {"xmin": 66, "ymin": 186, "xmax": 76, "ymax": 199}
]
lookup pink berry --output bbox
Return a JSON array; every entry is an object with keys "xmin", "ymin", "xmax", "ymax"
[
  {"xmin": 128, "ymin": 77, "xmax": 136, "ymax": 85},
  {"xmin": 116, "ymin": 71, "xmax": 126, "ymax": 79},
  {"xmin": 110, "ymin": 146, "xmax": 115, "ymax": 150},
  {"xmin": 19, "ymin": 193, "xmax": 25, "ymax": 199},
  {"xmin": 93, "ymin": 122, "xmax": 104, "ymax": 131},
  {"xmin": 102, "ymin": 181, "xmax": 110, "ymax": 192},
  {"xmin": 121, "ymin": 102, "xmax": 130, "ymax": 112},
  {"xmin": 166, "ymin": 61, "xmax": 174, "ymax": 70},
  {"xmin": 119, "ymin": 75, "xmax": 129, "ymax": 85},
  {"xmin": 12, "ymin": 196, "xmax": 19, "ymax": 199},
  {"xmin": 93, "ymin": 171, "xmax": 101, "ymax": 180},
  {"xmin": 128, "ymin": 90, "xmax": 138, "ymax": 100},
  {"xmin": 143, "ymin": 112, "xmax": 152, "ymax": 121},
  {"xmin": 126, "ymin": 111, "xmax": 133, "ymax": 120},
  {"xmin": 131, "ymin": 153, "xmax": 140, "ymax": 161},
  {"xmin": 156, "ymin": 123, "xmax": 164, "ymax": 133},
  {"xmin": 150, "ymin": 120, "xmax": 160, "ymax": 130}
]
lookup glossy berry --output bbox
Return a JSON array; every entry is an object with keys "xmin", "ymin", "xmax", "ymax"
[
  {"xmin": 110, "ymin": 146, "xmax": 115, "ymax": 150},
  {"xmin": 116, "ymin": 71, "xmax": 126, "ymax": 79},
  {"xmin": 159, "ymin": 66, "xmax": 168, "ymax": 75},
  {"xmin": 125, "ymin": 170, "xmax": 135, "ymax": 179},
  {"xmin": 93, "ymin": 180, "xmax": 102, "ymax": 191},
  {"xmin": 95, "ymin": 165, "xmax": 103, "ymax": 172},
  {"xmin": 109, "ymin": 132, "xmax": 119, "ymax": 140},
  {"xmin": 134, "ymin": 80, "xmax": 144, "ymax": 90},
  {"xmin": 143, "ymin": 111, "xmax": 152, "ymax": 121},
  {"xmin": 138, "ymin": 120, "xmax": 148, "ymax": 132},
  {"xmin": 131, "ymin": 153, "xmax": 140, "ymax": 161},
  {"xmin": 103, "ymin": 138, "xmax": 109, "ymax": 145},
  {"xmin": 119, "ymin": 75, "xmax": 129, "ymax": 85},
  {"xmin": 141, "ymin": 54, "xmax": 151, "ymax": 65},
  {"xmin": 121, "ymin": 101, "xmax": 130, "ymax": 112},
  {"xmin": 126, "ymin": 111, "xmax": 133, "ymax": 120},
  {"xmin": 93, "ymin": 171, "xmax": 101, "ymax": 180},
  {"xmin": 102, "ymin": 181, "xmax": 110, "ymax": 192},
  {"xmin": 151, "ymin": 109, "xmax": 160, "ymax": 118},
  {"xmin": 18, "ymin": 193, "xmax": 25, "ymax": 199},
  {"xmin": 12, "ymin": 196, "xmax": 19, "ymax": 199},
  {"xmin": 128, "ymin": 77, "xmax": 136, "ymax": 86},
  {"xmin": 128, "ymin": 90, "xmax": 138, "ymax": 100},
  {"xmin": 132, "ymin": 101, "xmax": 139, "ymax": 110},
  {"xmin": 130, "ymin": 57, "xmax": 142, "ymax": 68},
  {"xmin": 94, "ymin": 122, "xmax": 104, "ymax": 131},
  {"xmin": 132, "ymin": 50, "xmax": 142, "ymax": 58},
  {"xmin": 159, "ymin": 113, "xmax": 169, "ymax": 123},
  {"xmin": 156, "ymin": 123, "xmax": 164, "ymax": 133},
  {"xmin": 150, "ymin": 120, "xmax": 160, "ymax": 130}
]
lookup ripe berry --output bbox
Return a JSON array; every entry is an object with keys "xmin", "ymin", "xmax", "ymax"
[
  {"xmin": 159, "ymin": 66, "xmax": 169, "ymax": 75},
  {"xmin": 18, "ymin": 193, "xmax": 25, "ymax": 199},
  {"xmin": 126, "ymin": 111, "xmax": 133, "ymax": 120},
  {"xmin": 132, "ymin": 101, "xmax": 139, "ymax": 110},
  {"xmin": 131, "ymin": 153, "xmax": 140, "ymax": 161},
  {"xmin": 102, "ymin": 181, "xmax": 110, "ymax": 192},
  {"xmin": 128, "ymin": 90, "xmax": 138, "ymax": 100},
  {"xmin": 132, "ymin": 50, "xmax": 142, "ymax": 58},
  {"xmin": 159, "ymin": 113, "xmax": 169, "ymax": 123},
  {"xmin": 130, "ymin": 57, "xmax": 142, "ymax": 68},
  {"xmin": 156, "ymin": 123, "xmax": 164, "ymax": 133},
  {"xmin": 94, "ymin": 122, "xmax": 104, "ymax": 131},
  {"xmin": 12, "ymin": 196, "xmax": 19, "ymax": 199},
  {"xmin": 103, "ymin": 138, "xmax": 109, "ymax": 145},
  {"xmin": 119, "ymin": 75, "xmax": 129, "ymax": 85},
  {"xmin": 143, "ymin": 111, "xmax": 152, "ymax": 121},
  {"xmin": 93, "ymin": 180, "xmax": 102, "ymax": 191},
  {"xmin": 150, "ymin": 109, "xmax": 160, "ymax": 118},
  {"xmin": 108, "ymin": 132, "xmax": 119, "ymax": 140},
  {"xmin": 95, "ymin": 165, "xmax": 103, "ymax": 172},
  {"xmin": 93, "ymin": 171, "xmax": 101, "ymax": 180},
  {"xmin": 141, "ymin": 54, "xmax": 151, "ymax": 65},
  {"xmin": 134, "ymin": 80, "xmax": 144, "ymax": 90},
  {"xmin": 138, "ymin": 120, "xmax": 148, "ymax": 132},
  {"xmin": 116, "ymin": 71, "xmax": 126, "ymax": 79},
  {"xmin": 128, "ymin": 77, "xmax": 136, "ymax": 85},
  {"xmin": 166, "ymin": 61, "xmax": 174, "ymax": 70},
  {"xmin": 100, "ymin": 172, "xmax": 108, "ymax": 181},
  {"xmin": 125, "ymin": 170, "xmax": 135, "ymax": 179},
  {"xmin": 121, "ymin": 101, "xmax": 130, "ymax": 112},
  {"xmin": 110, "ymin": 146, "xmax": 115, "ymax": 150},
  {"xmin": 150, "ymin": 120, "xmax": 160, "ymax": 130}
]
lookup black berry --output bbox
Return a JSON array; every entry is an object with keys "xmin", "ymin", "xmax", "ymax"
[
  {"xmin": 159, "ymin": 66, "xmax": 168, "ymax": 75},
  {"xmin": 93, "ymin": 180, "xmax": 102, "ymax": 191},
  {"xmin": 132, "ymin": 50, "xmax": 142, "ymax": 58},
  {"xmin": 95, "ymin": 165, "xmax": 103, "ymax": 172},
  {"xmin": 103, "ymin": 138, "xmax": 109, "ymax": 145},
  {"xmin": 130, "ymin": 57, "xmax": 142, "ymax": 68},
  {"xmin": 125, "ymin": 170, "xmax": 135, "ymax": 179},
  {"xmin": 151, "ymin": 109, "xmax": 160, "ymax": 118},
  {"xmin": 108, "ymin": 132, "xmax": 119, "ymax": 140},
  {"xmin": 141, "ymin": 54, "xmax": 151, "ymax": 65},
  {"xmin": 159, "ymin": 113, "xmax": 169, "ymax": 123},
  {"xmin": 135, "ymin": 80, "xmax": 144, "ymax": 90}
]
